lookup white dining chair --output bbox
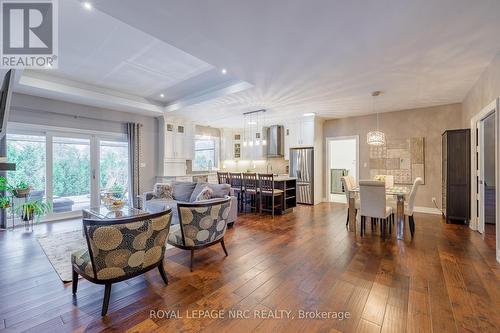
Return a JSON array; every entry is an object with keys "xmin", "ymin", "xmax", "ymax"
[
  {"xmin": 346, "ymin": 175, "xmax": 356, "ymax": 188},
  {"xmin": 404, "ymin": 177, "xmax": 424, "ymax": 238},
  {"xmin": 359, "ymin": 180, "xmax": 393, "ymax": 237},
  {"xmin": 341, "ymin": 176, "xmax": 359, "ymax": 227}
]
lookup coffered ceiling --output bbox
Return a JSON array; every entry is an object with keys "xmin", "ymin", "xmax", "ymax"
[{"xmin": 8, "ymin": 0, "xmax": 500, "ymax": 126}]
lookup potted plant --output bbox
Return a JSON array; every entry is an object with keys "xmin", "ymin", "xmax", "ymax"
[
  {"xmin": 0, "ymin": 177, "xmax": 31, "ymax": 197},
  {"xmin": 17, "ymin": 200, "xmax": 51, "ymax": 230},
  {"xmin": 13, "ymin": 181, "xmax": 30, "ymax": 198},
  {"xmin": 0, "ymin": 176, "xmax": 13, "ymax": 194},
  {"xmin": 0, "ymin": 196, "xmax": 10, "ymax": 209}
]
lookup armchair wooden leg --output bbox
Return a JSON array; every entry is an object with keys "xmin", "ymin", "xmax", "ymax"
[
  {"xmin": 221, "ymin": 238, "xmax": 228, "ymax": 256},
  {"xmin": 190, "ymin": 249, "xmax": 194, "ymax": 272},
  {"xmin": 101, "ymin": 283, "xmax": 112, "ymax": 316},
  {"xmin": 72, "ymin": 268, "xmax": 78, "ymax": 295},
  {"xmin": 158, "ymin": 262, "xmax": 168, "ymax": 285}
]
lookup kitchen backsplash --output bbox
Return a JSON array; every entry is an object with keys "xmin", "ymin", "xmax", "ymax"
[{"xmin": 221, "ymin": 158, "xmax": 289, "ymax": 174}]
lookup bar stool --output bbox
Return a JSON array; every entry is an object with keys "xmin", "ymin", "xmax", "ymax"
[
  {"xmin": 229, "ymin": 172, "xmax": 244, "ymax": 212},
  {"xmin": 217, "ymin": 171, "xmax": 229, "ymax": 184},
  {"xmin": 258, "ymin": 173, "xmax": 284, "ymax": 219},
  {"xmin": 242, "ymin": 173, "xmax": 259, "ymax": 212}
]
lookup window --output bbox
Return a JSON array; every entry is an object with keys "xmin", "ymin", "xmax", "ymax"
[
  {"xmin": 5, "ymin": 127, "xmax": 130, "ymax": 222},
  {"xmin": 7, "ymin": 134, "xmax": 46, "ymax": 218},
  {"xmin": 53, "ymin": 136, "xmax": 91, "ymax": 211},
  {"xmin": 193, "ymin": 136, "xmax": 218, "ymax": 171},
  {"xmin": 100, "ymin": 140, "xmax": 129, "ymax": 201}
]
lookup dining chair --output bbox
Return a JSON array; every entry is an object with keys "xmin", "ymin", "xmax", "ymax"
[
  {"xmin": 346, "ymin": 175, "xmax": 356, "ymax": 188},
  {"xmin": 72, "ymin": 208, "xmax": 173, "ymax": 316},
  {"xmin": 228, "ymin": 172, "xmax": 244, "ymax": 212},
  {"xmin": 258, "ymin": 173, "xmax": 284, "ymax": 219},
  {"xmin": 359, "ymin": 180, "xmax": 393, "ymax": 238},
  {"xmin": 242, "ymin": 173, "xmax": 259, "ymax": 212},
  {"xmin": 341, "ymin": 176, "xmax": 359, "ymax": 227},
  {"xmin": 217, "ymin": 171, "xmax": 229, "ymax": 184},
  {"xmin": 386, "ymin": 177, "xmax": 423, "ymax": 238},
  {"xmin": 405, "ymin": 177, "xmax": 424, "ymax": 237}
]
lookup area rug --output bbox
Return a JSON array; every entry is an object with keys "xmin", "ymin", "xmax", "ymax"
[
  {"xmin": 37, "ymin": 228, "xmax": 177, "ymax": 283},
  {"xmin": 37, "ymin": 230, "xmax": 86, "ymax": 282}
]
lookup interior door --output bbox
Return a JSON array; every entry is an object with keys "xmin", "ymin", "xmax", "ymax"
[{"xmin": 479, "ymin": 120, "xmax": 485, "ymax": 234}]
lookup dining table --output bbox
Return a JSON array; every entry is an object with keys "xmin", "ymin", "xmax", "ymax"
[{"xmin": 348, "ymin": 186, "xmax": 409, "ymax": 240}]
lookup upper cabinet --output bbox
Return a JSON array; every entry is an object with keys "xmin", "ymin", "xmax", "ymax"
[
  {"xmin": 284, "ymin": 116, "xmax": 316, "ymax": 160},
  {"xmin": 221, "ymin": 127, "xmax": 267, "ymax": 161},
  {"xmin": 220, "ymin": 128, "xmax": 244, "ymax": 161},
  {"xmin": 164, "ymin": 117, "xmax": 194, "ymax": 161}
]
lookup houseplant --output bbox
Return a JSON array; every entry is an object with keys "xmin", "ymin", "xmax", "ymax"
[
  {"xmin": 0, "ymin": 177, "xmax": 31, "ymax": 197},
  {"xmin": 13, "ymin": 181, "xmax": 30, "ymax": 198},
  {"xmin": 17, "ymin": 200, "xmax": 51, "ymax": 230},
  {"xmin": 0, "ymin": 196, "xmax": 10, "ymax": 209}
]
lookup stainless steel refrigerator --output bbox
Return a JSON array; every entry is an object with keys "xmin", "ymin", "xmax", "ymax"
[{"xmin": 289, "ymin": 147, "xmax": 314, "ymax": 204}]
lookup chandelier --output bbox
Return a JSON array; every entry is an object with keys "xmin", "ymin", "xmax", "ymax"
[
  {"xmin": 367, "ymin": 91, "xmax": 386, "ymax": 146},
  {"xmin": 243, "ymin": 109, "xmax": 267, "ymax": 147}
]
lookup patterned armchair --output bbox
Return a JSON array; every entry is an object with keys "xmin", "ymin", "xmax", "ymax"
[
  {"xmin": 71, "ymin": 208, "xmax": 172, "ymax": 316},
  {"xmin": 168, "ymin": 197, "xmax": 231, "ymax": 271}
]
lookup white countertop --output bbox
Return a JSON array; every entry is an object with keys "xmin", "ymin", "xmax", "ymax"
[{"xmin": 273, "ymin": 176, "xmax": 297, "ymax": 181}]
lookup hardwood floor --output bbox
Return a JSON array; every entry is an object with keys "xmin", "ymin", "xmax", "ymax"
[{"xmin": 0, "ymin": 203, "xmax": 499, "ymax": 333}]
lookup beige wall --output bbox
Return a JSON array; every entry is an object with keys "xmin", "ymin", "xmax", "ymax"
[
  {"xmin": 323, "ymin": 103, "xmax": 463, "ymax": 208},
  {"xmin": 462, "ymin": 51, "xmax": 500, "ymax": 126}
]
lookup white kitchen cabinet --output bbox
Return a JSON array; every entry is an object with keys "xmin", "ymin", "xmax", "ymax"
[
  {"xmin": 284, "ymin": 117, "xmax": 316, "ymax": 157},
  {"xmin": 221, "ymin": 129, "xmax": 244, "ymax": 160},
  {"xmin": 299, "ymin": 118, "xmax": 315, "ymax": 146},
  {"xmin": 164, "ymin": 119, "xmax": 194, "ymax": 161},
  {"xmin": 164, "ymin": 131, "xmax": 176, "ymax": 159},
  {"xmin": 183, "ymin": 124, "xmax": 194, "ymax": 160}
]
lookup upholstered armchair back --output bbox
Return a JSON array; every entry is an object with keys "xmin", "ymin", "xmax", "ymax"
[
  {"xmin": 83, "ymin": 209, "xmax": 172, "ymax": 281},
  {"xmin": 177, "ymin": 197, "xmax": 231, "ymax": 247}
]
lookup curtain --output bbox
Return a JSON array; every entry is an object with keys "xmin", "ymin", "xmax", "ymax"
[{"xmin": 127, "ymin": 123, "xmax": 141, "ymax": 208}]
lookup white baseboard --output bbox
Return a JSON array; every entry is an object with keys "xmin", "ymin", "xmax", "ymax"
[{"xmin": 413, "ymin": 206, "xmax": 442, "ymax": 215}]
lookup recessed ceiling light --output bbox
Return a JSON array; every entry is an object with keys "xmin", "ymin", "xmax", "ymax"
[
  {"xmin": 82, "ymin": 2, "xmax": 92, "ymax": 10},
  {"xmin": 247, "ymin": 121, "xmax": 257, "ymax": 125},
  {"xmin": 160, "ymin": 93, "xmax": 165, "ymax": 98},
  {"xmin": 303, "ymin": 112, "xmax": 315, "ymax": 117},
  {"xmin": 221, "ymin": 68, "xmax": 227, "ymax": 75}
]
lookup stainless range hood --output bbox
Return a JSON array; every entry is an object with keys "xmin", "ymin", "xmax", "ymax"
[{"xmin": 265, "ymin": 125, "xmax": 284, "ymax": 157}]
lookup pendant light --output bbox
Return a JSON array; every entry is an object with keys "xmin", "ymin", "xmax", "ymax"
[{"xmin": 367, "ymin": 91, "xmax": 386, "ymax": 146}]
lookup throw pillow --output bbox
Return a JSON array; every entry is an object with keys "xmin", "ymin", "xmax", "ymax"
[
  {"xmin": 153, "ymin": 183, "xmax": 173, "ymax": 200},
  {"xmin": 195, "ymin": 186, "xmax": 213, "ymax": 201}
]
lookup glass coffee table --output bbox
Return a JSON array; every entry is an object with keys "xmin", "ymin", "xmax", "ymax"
[{"xmin": 83, "ymin": 205, "xmax": 149, "ymax": 220}]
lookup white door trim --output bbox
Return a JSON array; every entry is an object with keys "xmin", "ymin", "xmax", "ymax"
[
  {"xmin": 325, "ymin": 135, "xmax": 359, "ymax": 203},
  {"xmin": 470, "ymin": 97, "xmax": 499, "ymax": 263}
]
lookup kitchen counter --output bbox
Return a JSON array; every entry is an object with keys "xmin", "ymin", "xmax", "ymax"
[{"xmin": 273, "ymin": 175, "xmax": 297, "ymax": 181}]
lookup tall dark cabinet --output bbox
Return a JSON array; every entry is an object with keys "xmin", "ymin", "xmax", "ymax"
[{"xmin": 442, "ymin": 129, "xmax": 470, "ymax": 223}]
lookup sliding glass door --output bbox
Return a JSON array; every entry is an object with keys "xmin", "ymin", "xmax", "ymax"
[
  {"xmin": 7, "ymin": 127, "xmax": 129, "ymax": 220},
  {"xmin": 99, "ymin": 140, "xmax": 129, "ymax": 202},
  {"xmin": 52, "ymin": 136, "xmax": 91, "ymax": 213}
]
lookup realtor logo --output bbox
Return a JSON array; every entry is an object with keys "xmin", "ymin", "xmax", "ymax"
[{"xmin": 1, "ymin": 0, "xmax": 58, "ymax": 68}]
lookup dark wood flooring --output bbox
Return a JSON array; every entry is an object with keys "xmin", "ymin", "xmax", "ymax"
[{"xmin": 0, "ymin": 203, "xmax": 499, "ymax": 333}]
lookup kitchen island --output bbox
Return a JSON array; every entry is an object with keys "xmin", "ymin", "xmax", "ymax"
[{"xmin": 268, "ymin": 176, "xmax": 297, "ymax": 214}]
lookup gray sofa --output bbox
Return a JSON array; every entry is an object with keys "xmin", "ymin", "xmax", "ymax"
[{"xmin": 142, "ymin": 181, "xmax": 238, "ymax": 225}]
